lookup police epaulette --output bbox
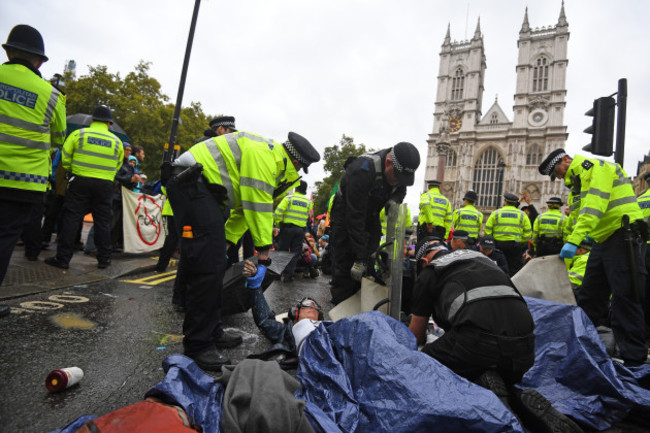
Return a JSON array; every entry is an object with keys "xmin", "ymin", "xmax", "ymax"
[{"xmin": 581, "ymin": 160, "xmax": 594, "ymax": 170}]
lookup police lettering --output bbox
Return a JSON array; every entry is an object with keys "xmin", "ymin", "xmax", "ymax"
[
  {"xmin": 541, "ymin": 218, "xmax": 559, "ymax": 225},
  {"xmin": 292, "ymin": 199, "xmax": 308, "ymax": 208},
  {"xmin": 0, "ymin": 83, "xmax": 38, "ymax": 109},
  {"xmin": 461, "ymin": 214, "xmax": 477, "ymax": 220},
  {"xmin": 500, "ymin": 212, "xmax": 518, "ymax": 219},
  {"xmin": 87, "ymin": 136, "xmax": 113, "ymax": 148},
  {"xmin": 434, "ymin": 197, "xmax": 447, "ymax": 205}
]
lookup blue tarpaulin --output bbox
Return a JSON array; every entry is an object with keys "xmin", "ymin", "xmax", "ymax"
[{"xmin": 51, "ymin": 298, "xmax": 650, "ymax": 433}]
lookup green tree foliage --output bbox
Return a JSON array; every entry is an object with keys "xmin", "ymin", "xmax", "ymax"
[
  {"xmin": 313, "ymin": 135, "xmax": 367, "ymax": 215},
  {"xmin": 61, "ymin": 61, "xmax": 213, "ymax": 177}
]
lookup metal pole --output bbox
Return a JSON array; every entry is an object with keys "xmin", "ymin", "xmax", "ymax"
[
  {"xmin": 614, "ymin": 78, "xmax": 627, "ymax": 167},
  {"xmin": 167, "ymin": 0, "xmax": 201, "ymax": 151}
]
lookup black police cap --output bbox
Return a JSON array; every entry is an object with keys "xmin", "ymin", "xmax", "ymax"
[
  {"xmin": 480, "ymin": 235, "xmax": 496, "ymax": 249},
  {"xmin": 391, "ymin": 142, "xmax": 420, "ymax": 186},
  {"xmin": 427, "ymin": 179, "xmax": 441, "ymax": 186},
  {"xmin": 415, "ymin": 236, "xmax": 447, "ymax": 262},
  {"xmin": 209, "ymin": 115, "xmax": 237, "ymax": 131},
  {"xmin": 452, "ymin": 230, "xmax": 470, "ymax": 240},
  {"xmin": 538, "ymin": 148, "xmax": 568, "ymax": 181},
  {"xmin": 285, "ymin": 132, "xmax": 320, "ymax": 174},
  {"xmin": 463, "ymin": 190, "xmax": 478, "ymax": 202},
  {"xmin": 3, "ymin": 24, "xmax": 48, "ymax": 61},
  {"xmin": 546, "ymin": 196, "xmax": 563, "ymax": 205},
  {"xmin": 504, "ymin": 193, "xmax": 519, "ymax": 203},
  {"xmin": 92, "ymin": 105, "xmax": 113, "ymax": 124}
]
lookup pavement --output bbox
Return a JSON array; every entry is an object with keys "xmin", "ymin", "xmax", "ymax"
[{"xmin": 1, "ymin": 240, "xmax": 159, "ymax": 302}]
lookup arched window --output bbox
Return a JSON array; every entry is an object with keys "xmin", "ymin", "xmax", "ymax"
[
  {"xmin": 490, "ymin": 113, "xmax": 499, "ymax": 124},
  {"xmin": 472, "ymin": 148, "xmax": 505, "ymax": 208},
  {"xmin": 533, "ymin": 57, "xmax": 549, "ymax": 92},
  {"xmin": 526, "ymin": 144, "xmax": 543, "ymax": 166},
  {"xmin": 451, "ymin": 68, "xmax": 465, "ymax": 100},
  {"xmin": 445, "ymin": 149, "xmax": 457, "ymax": 167}
]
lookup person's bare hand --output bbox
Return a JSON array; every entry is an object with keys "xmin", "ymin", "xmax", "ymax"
[{"xmin": 243, "ymin": 259, "xmax": 258, "ymax": 277}]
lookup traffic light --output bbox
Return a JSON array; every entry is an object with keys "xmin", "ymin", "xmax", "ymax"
[{"xmin": 582, "ymin": 96, "xmax": 616, "ymax": 156}]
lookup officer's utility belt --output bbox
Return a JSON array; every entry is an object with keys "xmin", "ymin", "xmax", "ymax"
[
  {"xmin": 279, "ymin": 222, "xmax": 303, "ymax": 229},
  {"xmin": 448, "ymin": 284, "xmax": 521, "ymax": 322},
  {"xmin": 171, "ymin": 164, "xmax": 228, "ymax": 204},
  {"xmin": 629, "ymin": 219, "xmax": 649, "ymax": 241}
]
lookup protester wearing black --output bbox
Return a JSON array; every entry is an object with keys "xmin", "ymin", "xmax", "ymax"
[
  {"xmin": 330, "ymin": 142, "xmax": 420, "ymax": 304},
  {"xmin": 408, "ymin": 241, "xmax": 583, "ymax": 433},
  {"xmin": 479, "ymin": 235, "xmax": 510, "ymax": 275}
]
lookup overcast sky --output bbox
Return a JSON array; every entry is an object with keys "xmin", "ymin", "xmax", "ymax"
[{"xmin": 3, "ymin": 0, "xmax": 649, "ymax": 213}]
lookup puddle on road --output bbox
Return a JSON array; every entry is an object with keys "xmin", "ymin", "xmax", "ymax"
[{"xmin": 50, "ymin": 313, "xmax": 96, "ymax": 330}]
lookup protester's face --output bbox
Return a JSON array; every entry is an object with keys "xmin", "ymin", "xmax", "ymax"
[
  {"xmin": 480, "ymin": 246, "xmax": 493, "ymax": 256},
  {"xmin": 129, "ymin": 160, "xmax": 136, "ymax": 167},
  {"xmin": 136, "ymin": 150, "xmax": 145, "ymax": 162},
  {"xmin": 124, "ymin": 147, "xmax": 132, "ymax": 159}
]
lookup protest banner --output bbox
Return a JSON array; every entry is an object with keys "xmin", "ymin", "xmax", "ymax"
[{"xmin": 122, "ymin": 187, "xmax": 166, "ymax": 253}]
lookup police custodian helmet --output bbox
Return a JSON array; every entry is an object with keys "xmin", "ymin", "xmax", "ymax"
[{"xmin": 3, "ymin": 24, "xmax": 48, "ymax": 61}]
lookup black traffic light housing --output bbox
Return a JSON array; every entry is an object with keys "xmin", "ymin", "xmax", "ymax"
[{"xmin": 582, "ymin": 96, "xmax": 616, "ymax": 157}]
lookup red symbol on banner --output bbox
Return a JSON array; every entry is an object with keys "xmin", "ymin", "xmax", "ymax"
[{"xmin": 134, "ymin": 194, "xmax": 162, "ymax": 246}]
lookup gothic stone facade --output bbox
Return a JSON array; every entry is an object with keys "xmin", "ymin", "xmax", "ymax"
[{"xmin": 424, "ymin": 5, "xmax": 570, "ymax": 215}]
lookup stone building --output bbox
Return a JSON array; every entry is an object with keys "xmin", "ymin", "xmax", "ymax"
[{"xmin": 424, "ymin": 4, "xmax": 570, "ymax": 215}]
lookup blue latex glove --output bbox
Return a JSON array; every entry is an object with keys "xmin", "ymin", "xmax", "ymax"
[
  {"xmin": 559, "ymin": 243, "xmax": 578, "ymax": 259},
  {"xmin": 246, "ymin": 265, "xmax": 267, "ymax": 289}
]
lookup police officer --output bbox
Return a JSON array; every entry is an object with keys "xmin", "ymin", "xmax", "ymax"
[
  {"xmin": 418, "ymin": 179, "xmax": 452, "ymax": 241},
  {"xmin": 449, "ymin": 229, "xmax": 470, "ymax": 250},
  {"xmin": 484, "ymin": 193, "xmax": 531, "ymax": 276},
  {"xmin": 478, "ymin": 235, "xmax": 509, "ymax": 274},
  {"xmin": 451, "ymin": 190, "xmax": 483, "ymax": 244},
  {"xmin": 45, "ymin": 106, "xmax": 123, "ymax": 270},
  {"xmin": 539, "ymin": 148, "xmax": 647, "ymax": 366},
  {"xmin": 161, "ymin": 130, "xmax": 319, "ymax": 371},
  {"xmin": 330, "ymin": 142, "xmax": 420, "ymax": 304},
  {"xmin": 275, "ymin": 180, "xmax": 313, "ymax": 282},
  {"xmin": 638, "ymin": 172, "xmax": 650, "ymax": 335},
  {"xmin": 532, "ymin": 197, "xmax": 565, "ymax": 257},
  {"xmin": 195, "ymin": 115, "xmax": 237, "ymax": 143},
  {"xmin": 408, "ymin": 239, "xmax": 582, "ymax": 432},
  {"xmin": 0, "ymin": 25, "xmax": 67, "ymax": 313}
]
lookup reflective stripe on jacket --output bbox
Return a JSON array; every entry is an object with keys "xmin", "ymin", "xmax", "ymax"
[
  {"xmin": 565, "ymin": 155, "xmax": 643, "ymax": 244},
  {"xmin": 0, "ymin": 62, "xmax": 67, "ymax": 192},
  {"xmin": 189, "ymin": 131, "xmax": 299, "ymax": 249},
  {"xmin": 565, "ymin": 253, "xmax": 588, "ymax": 288},
  {"xmin": 275, "ymin": 192, "xmax": 312, "ymax": 227},
  {"xmin": 62, "ymin": 122, "xmax": 123, "ymax": 181},
  {"xmin": 419, "ymin": 187, "xmax": 452, "ymax": 237},
  {"xmin": 484, "ymin": 205, "xmax": 532, "ymax": 242},
  {"xmin": 452, "ymin": 204, "xmax": 484, "ymax": 238}
]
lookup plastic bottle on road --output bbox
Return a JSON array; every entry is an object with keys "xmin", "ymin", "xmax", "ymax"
[{"xmin": 45, "ymin": 366, "xmax": 84, "ymax": 392}]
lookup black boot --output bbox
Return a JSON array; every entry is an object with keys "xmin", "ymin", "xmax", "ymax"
[{"xmin": 509, "ymin": 387, "xmax": 583, "ymax": 433}]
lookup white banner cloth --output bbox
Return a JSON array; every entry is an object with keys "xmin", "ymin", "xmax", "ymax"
[{"xmin": 122, "ymin": 186, "xmax": 166, "ymax": 253}]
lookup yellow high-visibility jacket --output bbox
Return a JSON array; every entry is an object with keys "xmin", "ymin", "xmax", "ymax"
[
  {"xmin": 275, "ymin": 191, "xmax": 312, "ymax": 227},
  {"xmin": 62, "ymin": 122, "xmax": 123, "ymax": 181},
  {"xmin": 484, "ymin": 205, "xmax": 532, "ymax": 243},
  {"xmin": 0, "ymin": 62, "xmax": 67, "ymax": 193},
  {"xmin": 419, "ymin": 187, "xmax": 452, "ymax": 238},
  {"xmin": 564, "ymin": 155, "xmax": 643, "ymax": 245},
  {"xmin": 452, "ymin": 204, "xmax": 484, "ymax": 239},
  {"xmin": 189, "ymin": 131, "xmax": 299, "ymax": 249},
  {"xmin": 533, "ymin": 208, "xmax": 564, "ymax": 248}
]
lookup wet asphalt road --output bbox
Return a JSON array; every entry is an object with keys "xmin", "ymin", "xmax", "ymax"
[{"xmin": 0, "ymin": 268, "xmax": 331, "ymax": 433}]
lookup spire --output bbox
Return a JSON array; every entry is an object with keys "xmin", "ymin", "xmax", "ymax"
[
  {"xmin": 473, "ymin": 17, "xmax": 482, "ymax": 40},
  {"xmin": 557, "ymin": 0, "xmax": 568, "ymax": 27},
  {"xmin": 443, "ymin": 23, "xmax": 451, "ymax": 45},
  {"xmin": 520, "ymin": 7, "xmax": 530, "ymax": 33}
]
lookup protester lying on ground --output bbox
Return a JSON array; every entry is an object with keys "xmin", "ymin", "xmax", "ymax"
[{"xmin": 407, "ymin": 237, "xmax": 583, "ymax": 433}]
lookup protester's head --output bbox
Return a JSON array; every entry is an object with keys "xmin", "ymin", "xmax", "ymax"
[
  {"xmin": 503, "ymin": 193, "xmax": 519, "ymax": 208},
  {"xmin": 128, "ymin": 155, "xmax": 137, "ymax": 167},
  {"xmin": 450, "ymin": 230, "xmax": 470, "ymax": 250},
  {"xmin": 283, "ymin": 132, "xmax": 320, "ymax": 174},
  {"xmin": 538, "ymin": 148, "xmax": 572, "ymax": 181},
  {"xmin": 296, "ymin": 180, "xmax": 308, "ymax": 195},
  {"xmin": 318, "ymin": 235, "xmax": 329, "ymax": 247},
  {"xmin": 209, "ymin": 115, "xmax": 237, "ymax": 135},
  {"xmin": 91, "ymin": 105, "xmax": 113, "ymax": 125},
  {"xmin": 3, "ymin": 24, "xmax": 48, "ymax": 66},
  {"xmin": 479, "ymin": 235, "xmax": 496, "ymax": 255},
  {"xmin": 132, "ymin": 145, "xmax": 145, "ymax": 162},
  {"xmin": 546, "ymin": 196, "xmax": 563, "ymax": 210},
  {"xmin": 463, "ymin": 190, "xmax": 478, "ymax": 205},
  {"xmin": 289, "ymin": 297, "xmax": 323, "ymax": 322},
  {"xmin": 123, "ymin": 142, "xmax": 132, "ymax": 159},
  {"xmin": 385, "ymin": 142, "xmax": 420, "ymax": 187}
]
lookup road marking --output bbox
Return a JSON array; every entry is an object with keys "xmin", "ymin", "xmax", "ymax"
[
  {"xmin": 20, "ymin": 301, "xmax": 64, "ymax": 310},
  {"xmin": 121, "ymin": 270, "xmax": 177, "ymax": 286},
  {"xmin": 50, "ymin": 312, "xmax": 96, "ymax": 330},
  {"xmin": 49, "ymin": 295, "xmax": 89, "ymax": 303}
]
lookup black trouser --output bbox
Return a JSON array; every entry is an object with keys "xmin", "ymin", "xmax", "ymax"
[
  {"xmin": 495, "ymin": 240, "xmax": 525, "ymax": 277},
  {"xmin": 110, "ymin": 198, "xmax": 124, "ymax": 249},
  {"xmin": 576, "ymin": 228, "xmax": 647, "ymax": 364},
  {"xmin": 423, "ymin": 327, "xmax": 535, "ymax": 384},
  {"xmin": 226, "ymin": 230, "xmax": 255, "ymax": 267},
  {"xmin": 21, "ymin": 198, "xmax": 44, "ymax": 259},
  {"xmin": 41, "ymin": 192, "xmax": 65, "ymax": 243},
  {"xmin": 167, "ymin": 176, "xmax": 226, "ymax": 355},
  {"xmin": 56, "ymin": 176, "xmax": 113, "ymax": 264},
  {"xmin": 0, "ymin": 198, "xmax": 40, "ymax": 285},
  {"xmin": 156, "ymin": 215, "xmax": 179, "ymax": 272},
  {"xmin": 536, "ymin": 236, "xmax": 562, "ymax": 257},
  {"xmin": 278, "ymin": 224, "xmax": 305, "ymax": 279}
]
